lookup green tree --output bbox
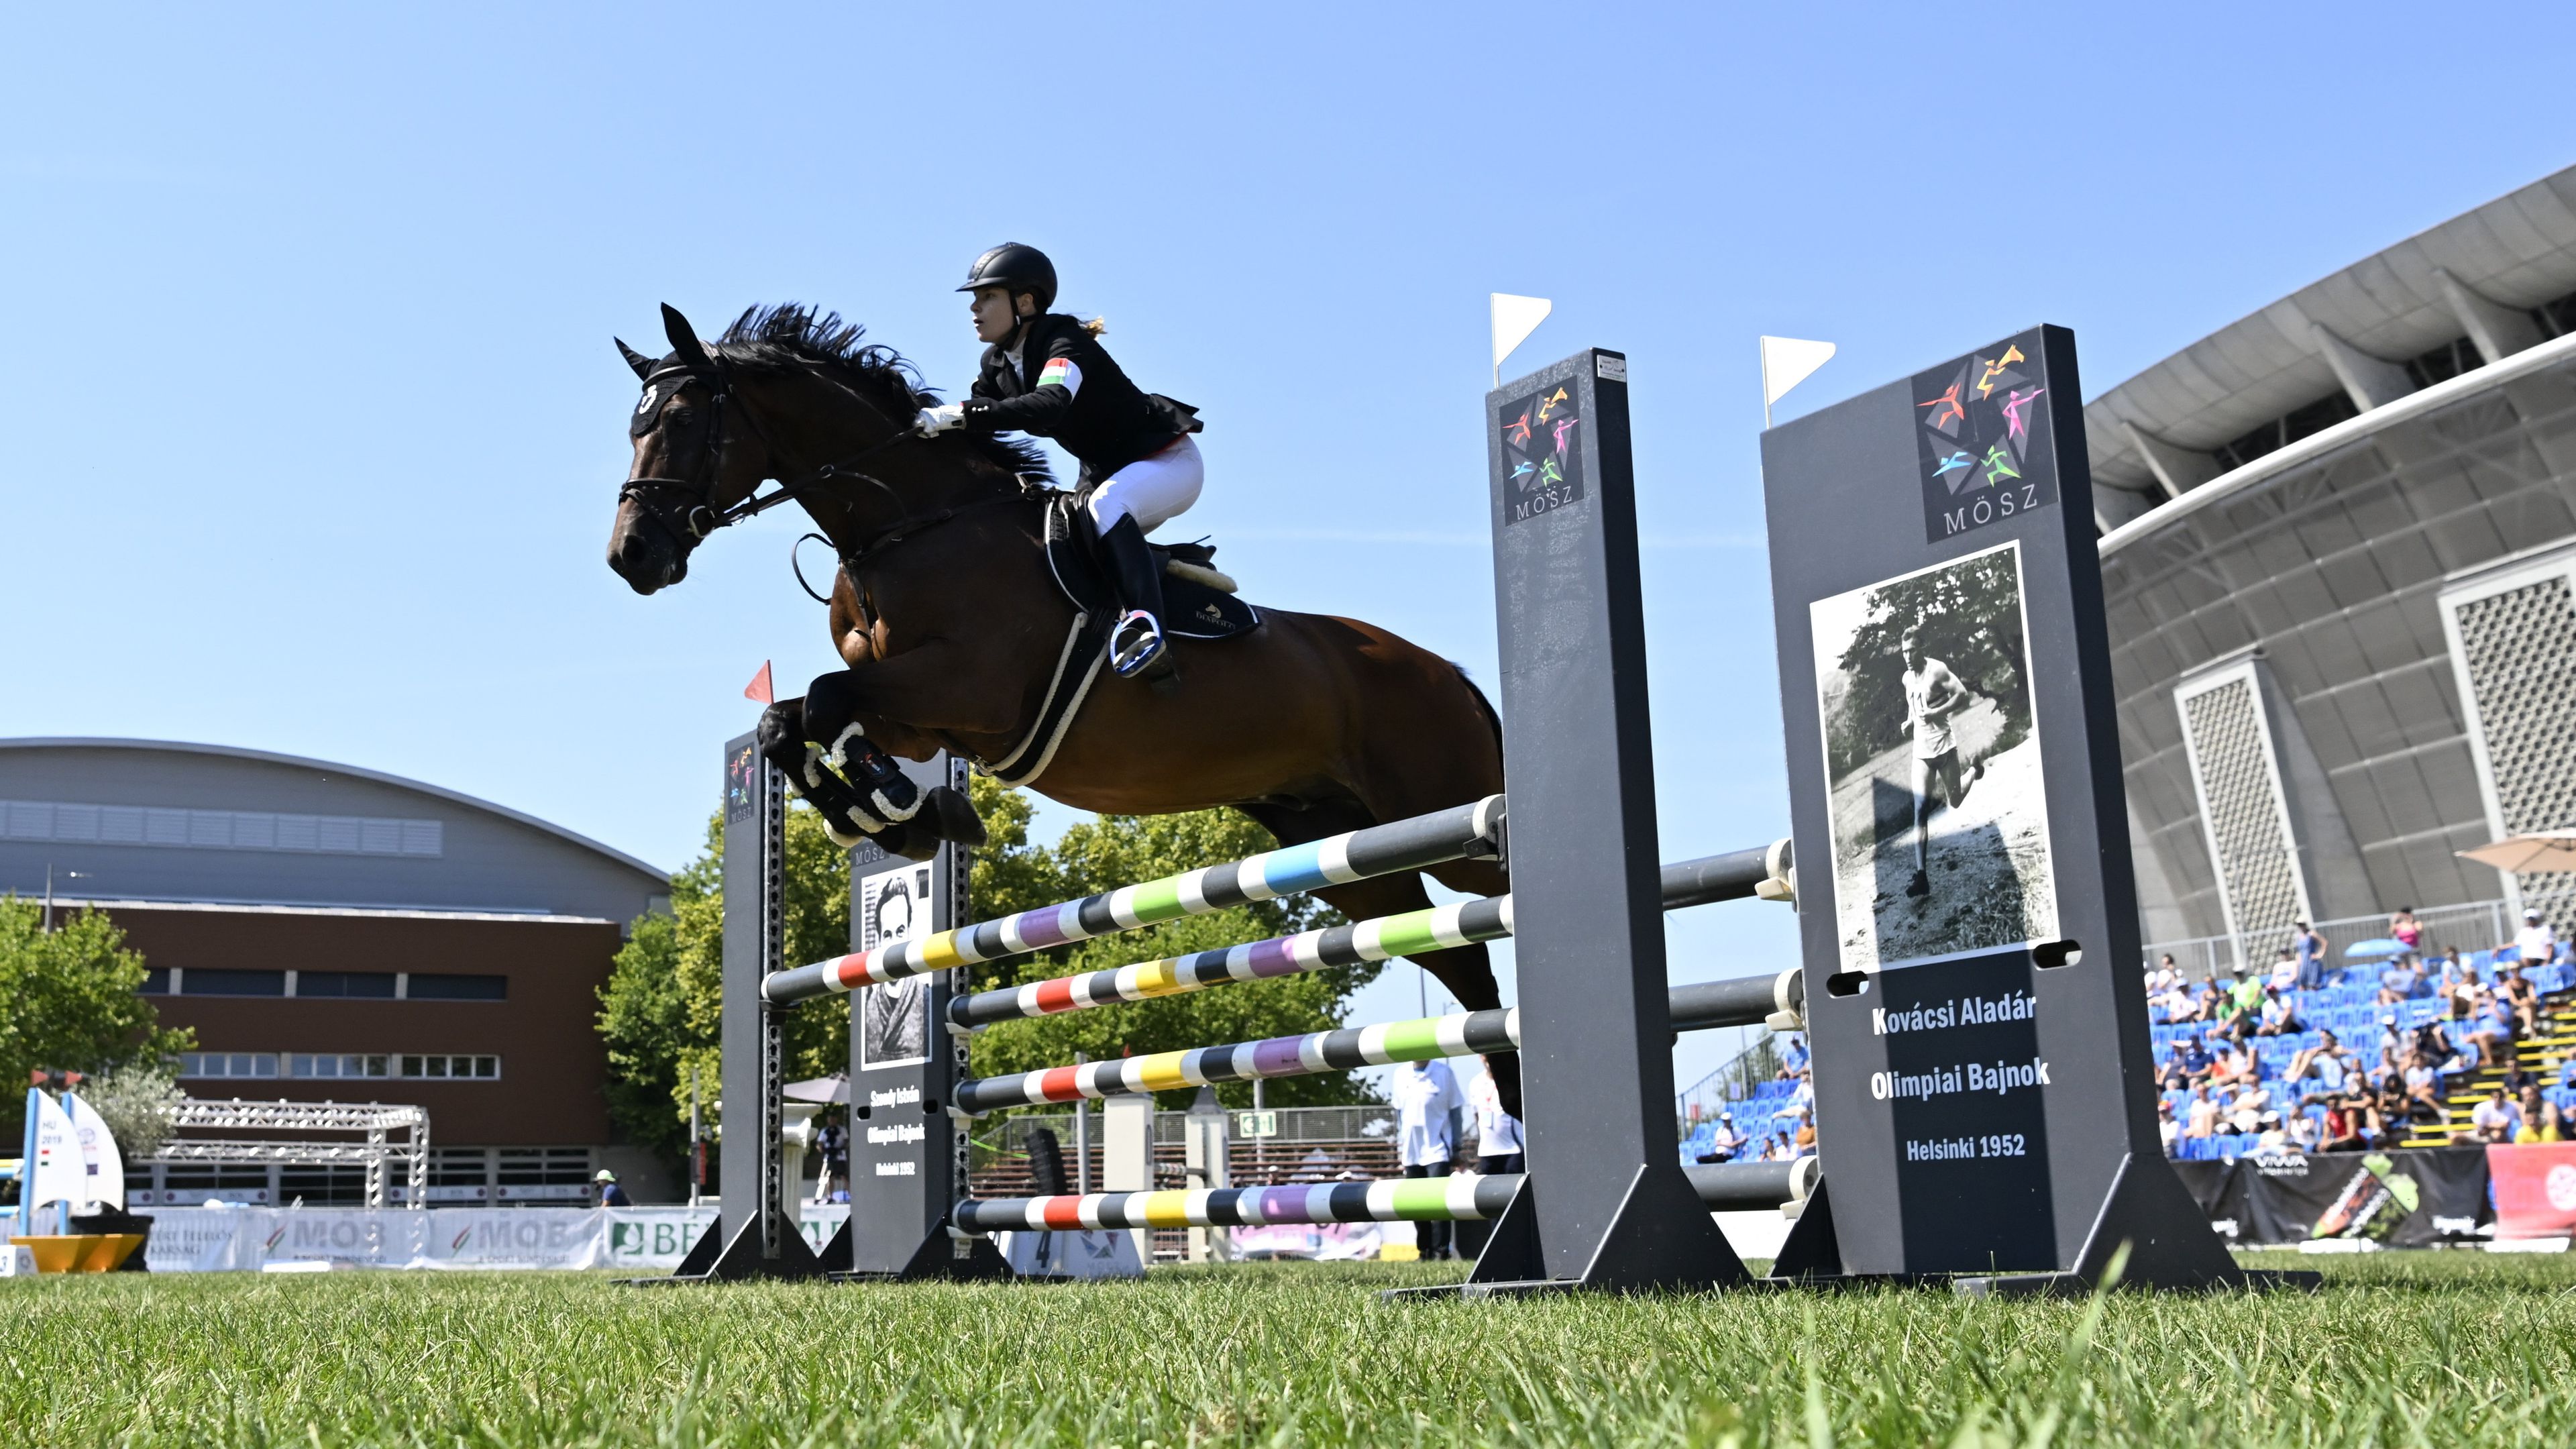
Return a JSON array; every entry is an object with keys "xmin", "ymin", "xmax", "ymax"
[
  {"xmin": 0, "ymin": 899, "xmax": 193, "ymax": 1144},
  {"xmin": 598, "ymin": 780, "xmax": 1387, "ymax": 1155}
]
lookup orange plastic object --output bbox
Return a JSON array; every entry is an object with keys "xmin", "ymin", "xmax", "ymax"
[{"xmin": 9, "ymin": 1234, "xmax": 145, "ymax": 1273}]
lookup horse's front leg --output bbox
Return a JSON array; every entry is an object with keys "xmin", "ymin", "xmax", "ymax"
[{"xmin": 774, "ymin": 647, "xmax": 1015, "ymax": 855}]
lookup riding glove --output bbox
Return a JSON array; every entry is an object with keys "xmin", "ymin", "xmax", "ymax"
[{"xmin": 916, "ymin": 403, "xmax": 967, "ymax": 435}]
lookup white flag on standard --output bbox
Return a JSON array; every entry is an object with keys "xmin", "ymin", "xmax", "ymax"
[
  {"xmin": 1759, "ymin": 335, "xmax": 1837, "ymax": 425},
  {"xmin": 1491, "ymin": 294, "xmax": 1553, "ymax": 386}
]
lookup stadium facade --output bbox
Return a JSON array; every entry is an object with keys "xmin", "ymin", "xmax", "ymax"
[
  {"xmin": 0, "ymin": 739, "xmax": 674, "ymax": 1203},
  {"xmin": 2085, "ymin": 165, "xmax": 2576, "ymax": 969}
]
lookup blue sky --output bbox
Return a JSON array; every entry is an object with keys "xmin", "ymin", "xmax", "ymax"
[{"xmin": 6, "ymin": 4, "xmax": 2572, "ymax": 1092}]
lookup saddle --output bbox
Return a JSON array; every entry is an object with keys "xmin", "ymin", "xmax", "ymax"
[{"xmin": 981, "ymin": 495, "xmax": 1262, "ymax": 789}]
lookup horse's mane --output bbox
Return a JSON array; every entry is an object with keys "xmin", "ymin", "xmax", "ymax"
[{"xmin": 712, "ymin": 303, "xmax": 1052, "ymax": 482}]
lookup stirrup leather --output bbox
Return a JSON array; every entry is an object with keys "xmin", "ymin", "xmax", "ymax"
[{"xmin": 1110, "ymin": 608, "xmax": 1167, "ymax": 678}]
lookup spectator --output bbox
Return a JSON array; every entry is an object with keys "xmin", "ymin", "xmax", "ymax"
[
  {"xmin": 2469, "ymin": 990, "xmax": 2520, "ymax": 1071},
  {"xmin": 2516, "ymin": 1085, "xmax": 2566, "ymax": 1144},
  {"xmin": 2467, "ymin": 1085, "xmax": 2521, "ymax": 1145},
  {"xmin": 1703, "ymin": 1112, "xmax": 1745, "ymax": 1165},
  {"xmin": 2267, "ymin": 947, "xmax": 2302, "ymax": 992},
  {"xmin": 2559, "ymin": 1054, "xmax": 2576, "ymax": 1094},
  {"xmin": 2390, "ymin": 906, "xmax": 2423, "ymax": 953},
  {"xmin": 813, "ymin": 1114, "xmax": 849, "ymax": 1203},
  {"xmin": 1468, "ymin": 1055, "xmax": 1525, "ymax": 1175},
  {"xmin": 1777, "ymin": 1032, "xmax": 1811, "ymax": 1079},
  {"xmin": 2436, "ymin": 947, "xmax": 2469, "ymax": 991},
  {"xmin": 2252, "ymin": 985, "xmax": 2302, "ymax": 1038},
  {"xmin": 2184, "ymin": 1083, "xmax": 2218, "ymax": 1139},
  {"xmin": 2321, "ymin": 1097, "xmax": 2367, "ymax": 1152},
  {"xmin": 2288, "ymin": 1108, "xmax": 2323, "ymax": 1151},
  {"xmin": 2212, "ymin": 1043, "xmax": 2258, "ymax": 1089},
  {"xmin": 2398, "ymin": 1052, "xmax": 2447, "ymax": 1126},
  {"xmin": 1391, "ymin": 1056, "xmax": 1464, "ymax": 1261},
  {"xmin": 2218, "ymin": 965, "xmax": 2265, "ymax": 1041},
  {"xmin": 2153, "ymin": 975, "xmax": 2198, "ymax": 1024},
  {"xmin": 2228, "ymin": 1079, "xmax": 2275, "ymax": 1134},
  {"xmin": 2157, "ymin": 1043, "xmax": 2194, "ymax": 1092},
  {"xmin": 2377, "ymin": 954, "xmax": 2424, "ymax": 1005},
  {"xmin": 2174, "ymin": 980, "xmax": 2218, "ymax": 1024},
  {"xmin": 2286, "ymin": 1030, "xmax": 2344, "ymax": 1088},
  {"xmin": 2500, "ymin": 964, "xmax": 2540, "ymax": 1038},
  {"xmin": 2157, "ymin": 1098, "xmax": 2180, "ymax": 1152},
  {"xmin": 2147, "ymin": 955, "xmax": 2182, "ymax": 998},
  {"xmin": 2514, "ymin": 908, "xmax": 2559, "ymax": 966},
  {"xmin": 2178, "ymin": 1035, "xmax": 2214, "ymax": 1084},
  {"xmin": 1792, "ymin": 1110, "xmax": 1817, "ymax": 1157},
  {"xmin": 2253, "ymin": 1112, "xmax": 2294, "ymax": 1155},
  {"xmin": 2294, "ymin": 920, "xmax": 2327, "ymax": 990},
  {"xmin": 592, "ymin": 1170, "xmax": 632, "ymax": 1208}
]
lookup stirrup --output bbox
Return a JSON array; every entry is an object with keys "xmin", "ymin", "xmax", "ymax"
[{"xmin": 1110, "ymin": 608, "xmax": 1167, "ymax": 678}]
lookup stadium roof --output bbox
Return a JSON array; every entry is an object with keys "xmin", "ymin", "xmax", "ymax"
[{"xmin": 2086, "ymin": 165, "xmax": 2576, "ymax": 535}]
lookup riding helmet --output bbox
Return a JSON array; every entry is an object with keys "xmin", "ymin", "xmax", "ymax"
[{"xmin": 959, "ymin": 242, "xmax": 1057, "ymax": 313}]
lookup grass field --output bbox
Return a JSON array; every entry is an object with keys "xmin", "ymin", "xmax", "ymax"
[{"xmin": 8, "ymin": 1252, "xmax": 2575, "ymax": 1447}]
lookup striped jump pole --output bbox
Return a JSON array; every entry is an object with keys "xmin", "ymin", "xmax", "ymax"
[
  {"xmin": 950, "ymin": 1160, "xmax": 1813, "ymax": 1234},
  {"xmin": 954, "ymin": 1008, "xmax": 1521, "ymax": 1116},
  {"xmin": 762, "ymin": 795, "xmax": 1506, "ymax": 1006},
  {"xmin": 949, "ymin": 972, "xmax": 1799, "ymax": 1116},
  {"xmin": 945, "ymin": 842, "xmax": 1795, "ymax": 1031},
  {"xmin": 957, "ymin": 1175, "xmax": 1521, "ymax": 1234}
]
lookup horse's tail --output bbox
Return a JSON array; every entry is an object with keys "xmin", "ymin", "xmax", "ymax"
[{"xmin": 1450, "ymin": 661, "xmax": 1505, "ymax": 757}]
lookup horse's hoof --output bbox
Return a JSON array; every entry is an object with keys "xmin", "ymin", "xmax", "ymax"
[
  {"xmin": 882, "ymin": 826, "xmax": 940, "ymax": 862},
  {"xmin": 922, "ymin": 786, "xmax": 989, "ymax": 847}
]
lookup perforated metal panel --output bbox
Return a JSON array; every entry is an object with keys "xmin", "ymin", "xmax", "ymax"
[
  {"xmin": 2178, "ymin": 673, "xmax": 2307, "ymax": 948},
  {"xmin": 2446, "ymin": 567, "xmax": 2576, "ymax": 928}
]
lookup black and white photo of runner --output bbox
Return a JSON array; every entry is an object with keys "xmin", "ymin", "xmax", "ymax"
[
  {"xmin": 857, "ymin": 865, "xmax": 932, "ymax": 1070},
  {"xmin": 1809, "ymin": 540, "xmax": 2057, "ymax": 969}
]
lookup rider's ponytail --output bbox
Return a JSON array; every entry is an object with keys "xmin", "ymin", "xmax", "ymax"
[{"xmin": 1080, "ymin": 316, "xmax": 1108, "ymax": 338}]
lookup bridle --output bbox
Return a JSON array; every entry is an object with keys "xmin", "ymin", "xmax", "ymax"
[{"xmin": 616, "ymin": 356, "xmax": 920, "ymax": 548}]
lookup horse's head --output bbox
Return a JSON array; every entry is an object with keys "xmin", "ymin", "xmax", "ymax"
[{"xmin": 606, "ymin": 305, "xmax": 775, "ymax": 594}]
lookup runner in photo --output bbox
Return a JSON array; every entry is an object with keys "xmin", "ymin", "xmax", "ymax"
[{"xmin": 1810, "ymin": 541, "xmax": 2057, "ymax": 969}]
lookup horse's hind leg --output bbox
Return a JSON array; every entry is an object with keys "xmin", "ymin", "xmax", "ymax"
[{"xmin": 1236, "ymin": 798, "xmax": 1521, "ymax": 1121}]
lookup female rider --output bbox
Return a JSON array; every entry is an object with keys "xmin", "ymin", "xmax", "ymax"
[{"xmin": 916, "ymin": 243, "xmax": 1202, "ymax": 678}]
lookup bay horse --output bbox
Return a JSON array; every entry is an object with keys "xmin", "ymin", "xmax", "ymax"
[{"xmin": 606, "ymin": 304, "xmax": 1516, "ymax": 1111}]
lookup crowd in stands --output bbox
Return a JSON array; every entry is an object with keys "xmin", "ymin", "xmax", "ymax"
[
  {"xmin": 1681, "ymin": 1031, "xmax": 1816, "ymax": 1166},
  {"xmin": 2159, "ymin": 908, "xmax": 2575, "ymax": 1160}
]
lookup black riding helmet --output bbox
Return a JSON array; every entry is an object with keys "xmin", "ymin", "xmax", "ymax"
[{"xmin": 959, "ymin": 242, "xmax": 1057, "ymax": 314}]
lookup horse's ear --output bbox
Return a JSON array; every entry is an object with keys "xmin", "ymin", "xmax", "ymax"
[
  {"xmin": 660, "ymin": 303, "xmax": 718, "ymax": 377},
  {"xmin": 614, "ymin": 337, "xmax": 655, "ymax": 381}
]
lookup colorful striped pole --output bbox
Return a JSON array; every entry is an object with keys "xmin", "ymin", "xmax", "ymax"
[
  {"xmin": 954, "ymin": 1008, "xmax": 1519, "ymax": 1116},
  {"xmin": 954, "ymin": 1174, "xmax": 1520, "ymax": 1233},
  {"xmin": 951, "ymin": 1160, "xmax": 1808, "ymax": 1234},
  {"xmin": 948, "ymin": 897, "xmax": 1512, "ymax": 1028},
  {"xmin": 762, "ymin": 795, "xmax": 1505, "ymax": 1005},
  {"xmin": 943, "ymin": 845, "xmax": 1795, "ymax": 1032}
]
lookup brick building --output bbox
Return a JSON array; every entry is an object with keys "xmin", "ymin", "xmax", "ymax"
[{"xmin": 0, "ymin": 739, "xmax": 672, "ymax": 1204}]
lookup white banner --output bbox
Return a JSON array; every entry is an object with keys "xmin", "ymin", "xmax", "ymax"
[
  {"xmin": 63, "ymin": 1093, "xmax": 125, "ymax": 1212},
  {"xmin": 142, "ymin": 1204, "xmax": 853, "ymax": 1273}
]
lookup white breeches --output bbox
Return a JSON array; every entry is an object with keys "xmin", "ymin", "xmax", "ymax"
[{"xmin": 1087, "ymin": 433, "xmax": 1204, "ymax": 534}]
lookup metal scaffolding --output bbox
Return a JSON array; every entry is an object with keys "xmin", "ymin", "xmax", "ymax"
[{"xmin": 146, "ymin": 1097, "xmax": 430, "ymax": 1208}]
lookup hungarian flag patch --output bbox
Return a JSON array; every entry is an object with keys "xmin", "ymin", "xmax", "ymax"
[{"xmin": 1037, "ymin": 356, "xmax": 1082, "ymax": 394}]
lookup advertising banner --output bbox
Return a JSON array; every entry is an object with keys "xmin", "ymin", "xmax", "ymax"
[
  {"xmin": 2488, "ymin": 1142, "xmax": 2576, "ymax": 1240},
  {"xmin": 142, "ymin": 1205, "xmax": 851, "ymax": 1273},
  {"xmin": 2172, "ymin": 1147, "xmax": 2489, "ymax": 1246}
]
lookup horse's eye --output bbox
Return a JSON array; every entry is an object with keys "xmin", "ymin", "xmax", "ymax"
[{"xmin": 672, "ymin": 409, "xmax": 696, "ymax": 427}]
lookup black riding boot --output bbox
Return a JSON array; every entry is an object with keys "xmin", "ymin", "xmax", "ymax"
[{"xmin": 1098, "ymin": 515, "xmax": 1171, "ymax": 679}]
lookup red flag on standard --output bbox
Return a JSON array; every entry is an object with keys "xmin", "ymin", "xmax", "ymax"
[{"xmin": 744, "ymin": 661, "xmax": 775, "ymax": 705}]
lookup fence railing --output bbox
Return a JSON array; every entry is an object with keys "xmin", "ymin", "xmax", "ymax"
[
  {"xmin": 1676, "ymin": 1030, "xmax": 1787, "ymax": 1130},
  {"xmin": 2142, "ymin": 899, "xmax": 2510, "ymax": 982}
]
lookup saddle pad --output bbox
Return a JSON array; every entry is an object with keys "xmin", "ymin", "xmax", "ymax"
[{"xmin": 1044, "ymin": 498, "xmax": 1262, "ymax": 641}]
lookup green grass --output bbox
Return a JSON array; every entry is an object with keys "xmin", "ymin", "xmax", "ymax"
[{"xmin": 7, "ymin": 1252, "xmax": 2574, "ymax": 1447}]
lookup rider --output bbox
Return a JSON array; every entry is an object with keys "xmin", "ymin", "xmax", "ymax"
[{"xmin": 915, "ymin": 243, "xmax": 1203, "ymax": 678}]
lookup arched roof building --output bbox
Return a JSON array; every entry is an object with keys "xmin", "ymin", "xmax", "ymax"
[{"xmin": 2082, "ymin": 166, "xmax": 2576, "ymax": 964}]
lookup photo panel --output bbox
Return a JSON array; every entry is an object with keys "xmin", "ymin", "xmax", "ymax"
[
  {"xmin": 857, "ymin": 863, "xmax": 933, "ymax": 1071},
  {"xmin": 1809, "ymin": 539, "xmax": 2057, "ymax": 970}
]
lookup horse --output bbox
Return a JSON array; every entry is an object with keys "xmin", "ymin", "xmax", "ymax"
[{"xmin": 606, "ymin": 303, "xmax": 1518, "ymax": 1113}]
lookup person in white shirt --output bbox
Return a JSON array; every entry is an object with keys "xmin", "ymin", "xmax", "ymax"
[
  {"xmin": 1467, "ymin": 1057, "xmax": 1525, "ymax": 1175},
  {"xmin": 1390, "ymin": 1056, "xmax": 1464, "ymax": 1260},
  {"xmin": 2514, "ymin": 910, "xmax": 2558, "ymax": 967},
  {"xmin": 1705, "ymin": 1112, "xmax": 1746, "ymax": 1163}
]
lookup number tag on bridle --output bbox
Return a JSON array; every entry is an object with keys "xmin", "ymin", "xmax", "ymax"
[{"xmin": 631, "ymin": 375, "xmax": 689, "ymax": 438}]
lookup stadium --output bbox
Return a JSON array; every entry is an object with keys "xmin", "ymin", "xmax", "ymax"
[{"xmin": 2084, "ymin": 164, "xmax": 2576, "ymax": 970}]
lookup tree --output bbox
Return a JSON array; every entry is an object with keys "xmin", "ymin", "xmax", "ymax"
[
  {"xmin": 597, "ymin": 779, "xmax": 1387, "ymax": 1156},
  {"xmin": 0, "ymin": 899, "xmax": 194, "ymax": 1144}
]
